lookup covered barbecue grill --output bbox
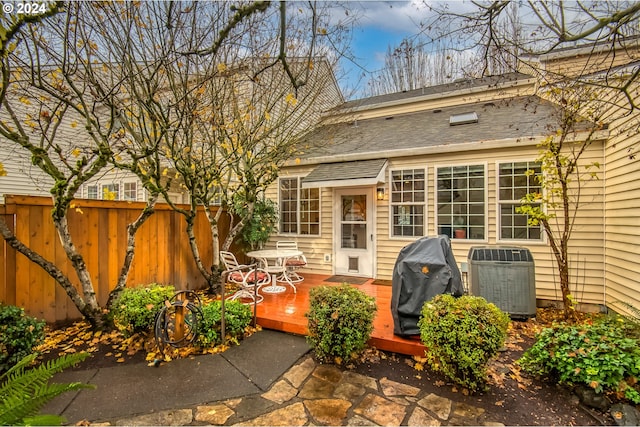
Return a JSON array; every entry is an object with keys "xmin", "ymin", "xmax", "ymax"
[{"xmin": 391, "ymin": 235, "xmax": 464, "ymax": 336}]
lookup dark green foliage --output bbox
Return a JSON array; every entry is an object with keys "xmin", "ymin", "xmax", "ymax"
[
  {"xmin": 234, "ymin": 197, "xmax": 278, "ymax": 250},
  {"xmin": 197, "ymin": 300, "xmax": 253, "ymax": 347},
  {"xmin": 0, "ymin": 352, "xmax": 94, "ymax": 426},
  {"xmin": 110, "ymin": 284, "xmax": 175, "ymax": 336},
  {"xmin": 305, "ymin": 285, "xmax": 377, "ymax": 364},
  {"xmin": 418, "ymin": 294, "xmax": 510, "ymax": 393},
  {"xmin": 519, "ymin": 316, "xmax": 640, "ymax": 403},
  {"xmin": 0, "ymin": 304, "xmax": 46, "ymax": 374}
]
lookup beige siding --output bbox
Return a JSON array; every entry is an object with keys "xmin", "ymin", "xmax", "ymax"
[
  {"xmin": 603, "ymin": 105, "xmax": 640, "ymax": 314},
  {"xmin": 274, "ymin": 141, "xmax": 606, "ymax": 308},
  {"xmin": 264, "ymin": 166, "xmax": 334, "ymax": 275},
  {"xmin": 375, "ymin": 144, "xmax": 605, "ymax": 306}
]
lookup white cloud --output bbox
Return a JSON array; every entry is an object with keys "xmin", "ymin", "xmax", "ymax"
[{"xmin": 355, "ymin": 1, "xmax": 431, "ymax": 33}]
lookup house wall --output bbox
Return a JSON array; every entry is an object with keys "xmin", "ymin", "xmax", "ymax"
[
  {"xmin": 525, "ymin": 44, "xmax": 640, "ymax": 313},
  {"xmin": 602, "ymin": 104, "xmax": 640, "ymax": 313},
  {"xmin": 270, "ymin": 142, "xmax": 606, "ymax": 308}
]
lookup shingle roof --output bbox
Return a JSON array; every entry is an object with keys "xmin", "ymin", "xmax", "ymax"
[
  {"xmin": 298, "ymin": 95, "xmax": 561, "ymax": 161},
  {"xmin": 337, "ymin": 72, "xmax": 532, "ymax": 111},
  {"xmin": 301, "ymin": 158, "xmax": 387, "ymax": 187}
]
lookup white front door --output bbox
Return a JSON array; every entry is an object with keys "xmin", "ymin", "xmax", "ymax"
[{"xmin": 334, "ymin": 188, "xmax": 375, "ymax": 277}]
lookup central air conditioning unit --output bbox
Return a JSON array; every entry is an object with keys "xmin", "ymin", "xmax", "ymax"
[{"xmin": 467, "ymin": 246, "xmax": 536, "ymax": 318}]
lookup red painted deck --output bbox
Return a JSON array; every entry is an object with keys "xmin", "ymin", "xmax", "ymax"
[{"xmin": 252, "ymin": 273, "xmax": 426, "ymax": 357}]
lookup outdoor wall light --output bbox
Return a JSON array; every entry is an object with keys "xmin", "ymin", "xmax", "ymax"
[{"xmin": 376, "ymin": 186, "xmax": 385, "ymax": 201}]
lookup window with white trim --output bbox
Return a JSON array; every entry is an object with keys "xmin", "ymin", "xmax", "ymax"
[
  {"xmin": 498, "ymin": 161, "xmax": 542, "ymax": 240},
  {"xmin": 437, "ymin": 165, "xmax": 485, "ymax": 240},
  {"xmin": 279, "ymin": 177, "xmax": 320, "ymax": 235},
  {"xmin": 390, "ymin": 168, "xmax": 425, "ymax": 237},
  {"xmin": 123, "ymin": 182, "xmax": 138, "ymax": 201},
  {"xmin": 84, "ymin": 180, "xmax": 143, "ymax": 201},
  {"xmin": 102, "ymin": 183, "xmax": 120, "ymax": 200}
]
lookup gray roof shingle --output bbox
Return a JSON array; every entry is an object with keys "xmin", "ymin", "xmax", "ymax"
[{"xmin": 299, "ymin": 95, "xmax": 561, "ymax": 161}]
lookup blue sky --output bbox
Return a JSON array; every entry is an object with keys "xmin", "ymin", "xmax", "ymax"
[{"xmin": 332, "ymin": 1, "xmax": 434, "ymax": 99}]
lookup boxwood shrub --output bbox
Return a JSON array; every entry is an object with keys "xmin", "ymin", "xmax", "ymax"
[
  {"xmin": 305, "ymin": 284, "xmax": 377, "ymax": 364},
  {"xmin": 197, "ymin": 300, "xmax": 253, "ymax": 347},
  {"xmin": 0, "ymin": 304, "xmax": 46, "ymax": 373},
  {"xmin": 418, "ymin": 294, "xmax": 510, "ymax": 393},
  {"xmin": 110, "ymin": 284, "xmax": 175, "ymax": 336}
]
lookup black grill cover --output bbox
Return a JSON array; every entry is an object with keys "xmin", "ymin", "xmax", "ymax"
[{"xmin": 391, "ymin": 235, "xmax": 464, "ymax": 336}]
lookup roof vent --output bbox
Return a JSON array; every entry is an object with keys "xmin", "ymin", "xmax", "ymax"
[{"xmin": 449, "ymin": 112, "xmax": 478, "ymax": 126}]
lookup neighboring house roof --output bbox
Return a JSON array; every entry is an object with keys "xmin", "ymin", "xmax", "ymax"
[
  {"xmin": 298, "ymin": 94, "xmax": 562, "ymax": 164},
  {"xmin": 336, "ymin": 72, "xmax": 532, "ymax": 112}
]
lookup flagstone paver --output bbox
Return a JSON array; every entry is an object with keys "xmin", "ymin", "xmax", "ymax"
[
  {"xmin": 304, "ymin": 398, "xmax": 352, "ymax": 425},
  {"xmin": 380, "ymin": 377, "xmax": 421, "ymax": 397},
  {"xmin": 407, "ymin": 407, "xmax": 442, "ymax": 426},
  {"xmin": 354, "ymin": 393, "xmax": 408, "ymax": 425},
  {"xmin": 297, "ymin": 375, "xmax": 337, "ymax": 399},
  {"xmin": 261, "ymin": 379, "xmax": 297, "ymax": 404},
  {"xmin": 418, "ymin": 392, "xmax": 453, "ymax": 420},
  {"xmin": 194, "ymin": 404, "xmax": 235, "ymax": 425},
  {"xmin": 234, "ymin": 402, "xmax": 307, "ymax": 426},
  {"xmin": 283, "ymin": 357, "xmax": 315, "ymax": 388}
]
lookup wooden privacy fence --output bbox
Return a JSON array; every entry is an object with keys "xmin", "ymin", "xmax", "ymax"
[{"xmin": 0, "ymin": 195, "xmax": 234, "ymax": 323}]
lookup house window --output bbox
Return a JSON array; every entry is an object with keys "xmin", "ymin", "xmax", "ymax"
[
  {"xmin": 279, "ymin": 177, "xmax": 320, "ymax": 235},
  {"xmin": 123, "ymin": 182, "xmax": 137, "ymax": 201},
  {"xmin": 87, "ymin": 185, "xmax": 98, "ymax": 200},
  {"xmin": 437, "ymin": 165, "xmax": 485, "ymax": 240},
  {"xmin": 390, "ymin": 169, "xmax": 425, "ymax": 237},
  {"xmin": 498, "ymin": 161, "xmax": 542, "ymax": 240},
  {"xmin": 102, "ymin": 183, "xmax": 120, "ymax": 200}
]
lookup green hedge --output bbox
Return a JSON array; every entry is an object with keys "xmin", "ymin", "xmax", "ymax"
[
  {"xmin": 418, "ymin": 294, "xmax": 509, "ymax": 392},
  {"xmin": 0, "ymin": 304, "xmax": 45, "ymax": 374},
  {"xmin": 305, "ymin": 285, "xmax": 377, "ymax": 364}
]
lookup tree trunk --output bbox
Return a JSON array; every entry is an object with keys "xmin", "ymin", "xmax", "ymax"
[
  {"xmin": 543, "ymin": 219, "xmax": 578, "ymax": 322},
  {"xmin": 0, "ymin": 216, "xmax": 105, "ymax": 328},
  {"xmin": 184, "ymin": 212, "xmax": 217, "ymax": 293},
  {"xmin": 106, "ymin": 193, "xmax": 158, "ymax": 310},
  {"xmin": 51, "ymin": 215, "xmax": 106, "ymax": 328}
]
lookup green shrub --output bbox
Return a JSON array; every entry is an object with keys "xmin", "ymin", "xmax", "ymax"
[
  {"xmin": 305, "ymin": 284, "xmax": 377, "ymax": 364},
  {"xmin": 418, "ymin": 294, "xmax": 510, "ymax": 393},
  {"xmin": 519, "ymin": 316, "xmax": 640, "ymax": 403},
  {"xmin": 0, "ymin": 352, "xmax": 93, "ymax": 426},
  {"xmin": 197, "ymin": 300, "xmax": 253, "ymax": 347},
  {"xmin": 111, "ymin": 284, "xmax": 175, "ymax": 336},
  {"xmin": 0, "ymin": 304, "xmax": 46, "ymax": 374}
]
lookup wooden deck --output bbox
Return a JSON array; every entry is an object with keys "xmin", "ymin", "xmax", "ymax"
[{"xmin": 251, "ymin": 273, "xmax": 426, "ymax": 357}]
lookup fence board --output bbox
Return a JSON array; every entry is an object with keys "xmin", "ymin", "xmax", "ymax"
[{"xmin": 0, "ymin": 195, "xmax": 235, "ymax": 323}]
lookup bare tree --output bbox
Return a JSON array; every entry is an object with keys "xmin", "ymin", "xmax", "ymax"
[
  {"xmin": 421, "ymin": 1, "xmax": 640, "ymax": 317},
  {"xmin": 0, "ymin": 0, "xmax": 348, "ymax": 326},
  {"xmin": 422, "ymin": 1, "xmax": 640, "ymax": 109},
  {"xmin": 71, "ymin": 1, "xmax": 346, "ymax": 293}
]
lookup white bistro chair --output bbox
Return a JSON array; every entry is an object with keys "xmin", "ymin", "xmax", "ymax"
[
  {"xmin": 220, "ymin": 251, "xmax": 269, "ymax": 304},
  {"xmin": 275, "ymin": 241, "xmax": 307, "ymax": 283}
]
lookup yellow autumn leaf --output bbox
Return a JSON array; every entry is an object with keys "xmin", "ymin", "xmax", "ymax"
[
  {"xmin": 217, "ymin": 63, "xmax": 227, "ymax": 73},
  {"xmin": 285, "ymin": 93, "xmax": 298, "ymax": 106},
  {"xmin": 70, "ymin": 121, "xmax": 78, "ymax": 128},
  {"xmin": 116, "ymin": 357, "xmax": 126, "ymax": 363},
  {"xmin": 19, "ymin": 96, "xmax": 31, "ymax": 105},
  {"xmin": 0, "ymin": 164, "xmax": 6, "ymax": 177},
  {"xmin": 72, "ymin": 148, "xmax": 81, "ymax": 157}
]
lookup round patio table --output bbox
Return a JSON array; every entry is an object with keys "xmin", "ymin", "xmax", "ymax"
[{"xmin": 246, "ymin": 249, "xmax": 302, "ymax": 293}]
